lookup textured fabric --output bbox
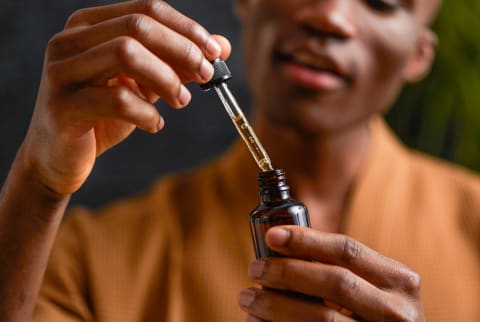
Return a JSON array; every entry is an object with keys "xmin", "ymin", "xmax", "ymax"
[{"xmin": 34, "ymin": 118, "xmax": 480, "ymax": 322}]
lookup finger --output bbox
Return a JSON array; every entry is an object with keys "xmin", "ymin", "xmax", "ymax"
[
  {"xmin": 265, "ymin": 226, "xmax": 421, "ymax": 291},
  {"xmin": 136, "ymin": 82, "xmax": 160, "ymax": 104},
  {"xmin": 246, "ymin": 314, "xmax": 264, "ymax": 322},
  {"xmin": 48, "ymin": 36, "xmax": 191, "ymax": 108},
  {"xmin": 248, "ymin": 258, "xmax": 400, "ymax": 321},
  {"xmin": 211, "ymin": 34, "xmax": 232, "ymax": 61},
  {"xmin": 49, "ymin": 14, "xmax": 215, "ymax": 84},
  {"xmin": 238, "ymin": 288, "xmax": 357, "ymax": 322},
  {"xmin": 112, "ymin": 75, "xmax": 160, "ymax": 104},
  {"xmin": 59, "ymin": 85, "xmax": 163, "ymax": 133},
  {"xmin": 65, "ymin": 0, "xmax": 222, "ymax": 59}
]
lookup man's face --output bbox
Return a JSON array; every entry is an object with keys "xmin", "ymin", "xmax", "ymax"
[{"xmin": 239, "ymin": 0, "xmax": 437, "ymax": 136}]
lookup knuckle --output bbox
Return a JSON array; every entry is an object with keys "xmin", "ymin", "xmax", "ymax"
[
  {"xmin": 184, "ymin": 20, "xmax": 209, "ymax": 47},
  {"xmin": 111, "ymin": 88, "xmax": 159, "ymax": 132},
  {"xmin": 403, "ymin": 270, "xmax": 421, "ymax": 293},
  {"xmin": 335, "ymin": 269, "xmax": 360, "ymax": 298},
  {"xmin": 138, "ymin": 0, "xmax": 168, "ymax": 16},
  {"xmin": 182, "ymin": 41, "xmax": 203, "ymax": 69},
  {"xmin": 161, "ymin": 71, "xmax": 182, "ymax": 100},
  {"xmin": 46, "ymin": 30, "xmax": 82, "ymax": 60},
  {"xmin": 114, "ymin": 36, "xmax": 140, "ymax": 66},
  {"xmin": 340, "ymin": 236, "xmax": 362, "ymax": 264},
  {"xmin": 184, "ymin": 19, "xmax": 204, "ymax": 38},
  {"xmin": 65, "ymin": 8, "xmax": 87, "ymax": 27},
  {"xmin": 45, "ymin": 62, "xmax": 65, "ymax": 86},
  {"xmin": 111, "ymin": 87, "xmax": 133, "ymax": 112},
  {"xmin": 46, "ymin": 32, "xmax": 64, "ymax": 59},
  {"xmin": 125, "ymin": 14, "xmax": 151, "ymax": 38}
]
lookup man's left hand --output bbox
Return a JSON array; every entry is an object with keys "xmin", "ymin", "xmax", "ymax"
[{"xmin": 239, "ymin": 226, "xmax": 425, "ymax": 322}]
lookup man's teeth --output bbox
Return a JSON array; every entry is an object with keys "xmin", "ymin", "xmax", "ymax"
[{"xmin": 291, "ymin": 53, "xmax": 331, "ymax": 71}]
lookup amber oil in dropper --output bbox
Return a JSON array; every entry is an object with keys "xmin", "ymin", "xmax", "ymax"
[
  {"xmin": 213, "ymin": 82, "xmax": 273, "ymax": 172},
  {"xmin": 201, "ymin": 58, "xmax": 273, "ymax": 172}
]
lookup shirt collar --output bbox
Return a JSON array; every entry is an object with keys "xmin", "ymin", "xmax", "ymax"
[{"xmin": 216, "ymin": 116, "xmax": 409, "ymax": 236}]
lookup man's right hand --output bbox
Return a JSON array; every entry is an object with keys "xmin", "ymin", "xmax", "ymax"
[
  {"xmin": 0, "ymin": 3, "xmax": 231, "ymax": 321},
  {"xmin": 19, "ymin": 0, "xmax": 231, "ymax": 197}
]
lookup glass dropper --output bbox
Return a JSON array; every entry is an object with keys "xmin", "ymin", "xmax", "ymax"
[{"xmin": 201, "ymin": 59, "xmax": 273, "ymax": 172}]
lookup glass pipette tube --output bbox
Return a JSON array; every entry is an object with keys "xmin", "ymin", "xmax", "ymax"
[{"xmin": 213, "ymin": 82, "xmax": 273, "ymax": 172}]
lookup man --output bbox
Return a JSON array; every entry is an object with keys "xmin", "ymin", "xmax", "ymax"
[{"xmin": 0, "ymin": 0, "xmax": 479, "ymax": 321}]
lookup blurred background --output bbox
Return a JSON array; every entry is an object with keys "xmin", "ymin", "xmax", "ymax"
[
  {"xmin": 387, "ymin": 1, "xmax": 480, "ymax": 172},
  {"xmin": 0, "ymin": 0, "xmax": 479, "ymax": 208}
]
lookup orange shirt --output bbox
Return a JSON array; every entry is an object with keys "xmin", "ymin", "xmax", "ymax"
[{"xmin": 34, "ymin": 118, "xmax": 480, "ymax": 322}]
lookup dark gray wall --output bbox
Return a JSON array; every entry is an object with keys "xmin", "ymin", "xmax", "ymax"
[{"xmin": 0, "ymin": 1, "xmax": 250, "ymax": 207}]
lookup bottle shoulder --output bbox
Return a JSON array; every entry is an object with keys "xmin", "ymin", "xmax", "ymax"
[{"xmin": 250, "ymin": 198, "xmax": 308, "ymax": 218}]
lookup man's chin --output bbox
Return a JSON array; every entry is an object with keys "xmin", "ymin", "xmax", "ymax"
[
  {"xmin": 265, "ymin": 108, "xmax": 372, "ymax": 140},
  {"xmin": 267, "ymin": 113, "xmax": 342, "ymax": 139}
]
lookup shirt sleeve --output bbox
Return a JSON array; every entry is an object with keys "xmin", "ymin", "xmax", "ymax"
[{"xmin": 33, "ymin": 207, "xmax": 95, "ymax": 322}]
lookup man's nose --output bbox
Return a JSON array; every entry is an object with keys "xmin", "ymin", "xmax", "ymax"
[{"xmin": 294, "ymin": 0, "xmax": 357, "ymax": 40}]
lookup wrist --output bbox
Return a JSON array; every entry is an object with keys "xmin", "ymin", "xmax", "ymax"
[{"xmin": 1, "ymin": 145, "xmax": 71, "ymax": 216}]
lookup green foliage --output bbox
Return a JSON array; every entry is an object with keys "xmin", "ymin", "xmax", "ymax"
[{"xmin": 386, "ymin": 1, "xmax": 480, "ymax": 172}]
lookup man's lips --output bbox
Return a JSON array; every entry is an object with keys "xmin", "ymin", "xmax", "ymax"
[{"xmin": 274, "ymin": 52, "xmax": 351, "ymax": 91}]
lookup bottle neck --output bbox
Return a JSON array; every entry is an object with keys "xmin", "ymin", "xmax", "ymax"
[
  {"xmin": 258, "ymin": 169, "xmax": 291, "ymax": 203},
  {"xmin": 261, "ymin": 189, "xmax": 291, "ymax": 203}
]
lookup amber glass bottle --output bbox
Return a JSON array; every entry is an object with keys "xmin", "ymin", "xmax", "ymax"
[{"xmin": 250, "ymin": 169, "xmax": 311, "ymax": 259}]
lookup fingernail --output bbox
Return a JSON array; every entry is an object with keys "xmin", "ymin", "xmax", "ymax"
[
  {"xmin": 205, "ymin": 37, "xmax": 221, "ymax": 57},
  {"xmin": 248, "ymin": 260, "xmax": 265, "ymax": 279},
  {"xmin": 266, "ymin": 227, "xmax": 290, "ymax": 247},
  {"xmin": 200, "ymin": 59, "xmax": 214, "ymax": 82},
  {"xmin": 156, "ymin": 117, "xmax": 165, "ymax": 132},
  {"xmin": 238, "ymin": 289, "xmax": 256, "ymax": 308},
  {"xmin": 178, "ymin": 85, "xmax": 191, "ymax": 107}
]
